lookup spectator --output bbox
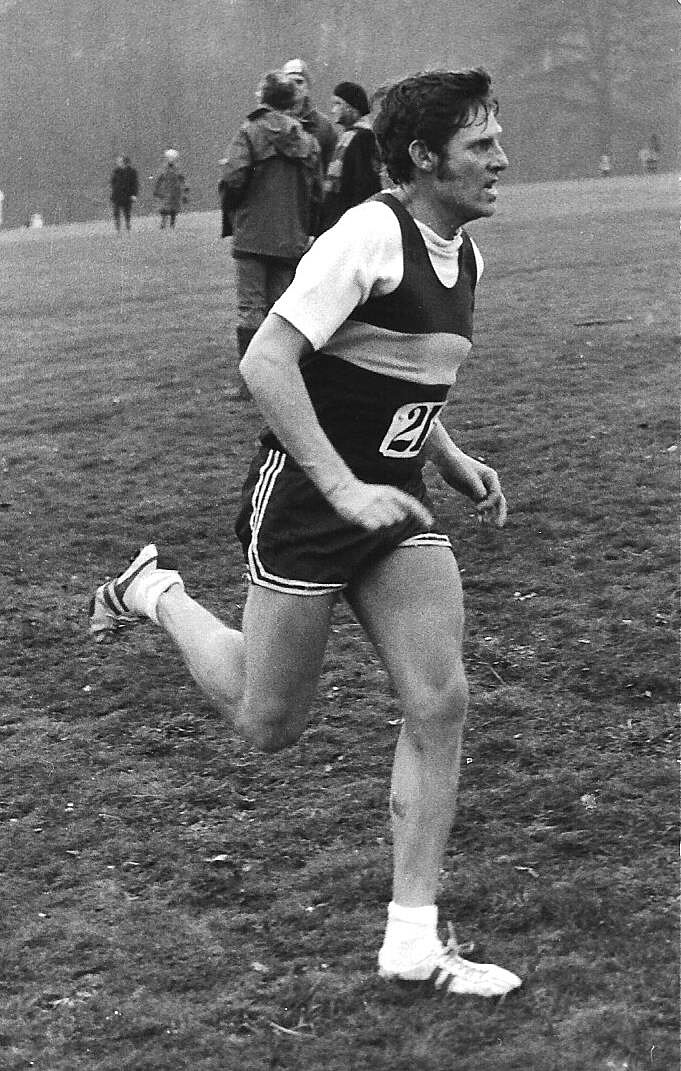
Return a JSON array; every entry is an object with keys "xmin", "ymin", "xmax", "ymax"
[
  {"xmin": 153, "ymin": 149, "xmax": 189, "ymax": 230},
  {"xmin": 282, "ymin": 58, "xmax": 337, "ymax": 173},
  {"xmin": 110, "ymin": 154, "xmax": 139, "ymax": 232},
  {"xmin": 368, "ymin": 83, "xmax": 391, "ymax": 123},
  {"xmin": 219, "ymin": 71, "xmax": 322, "ymax": 393},
  {"xmin": 320, "ymin": 80, "xmax": 382, "ymax": 232},
  {"xmin": 218, "ymin": 157, "xmax": 232, "ymax": 238},
  {"xmin": 368, "ymin": 84, "xmax": 394, "ymax": 188},
  {"xmin": 645, "ymin": 134, "xmax": 660, "ymax": 174}
]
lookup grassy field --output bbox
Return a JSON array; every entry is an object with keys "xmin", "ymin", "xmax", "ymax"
[{"xmin": 0, "ymin": 175, "xmax": 678, "ymax": 1071}]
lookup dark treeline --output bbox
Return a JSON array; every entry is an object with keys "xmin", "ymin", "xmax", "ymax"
[{"xmin": 0, "ymin": 0, "xmax": 675, "ymax": 226}]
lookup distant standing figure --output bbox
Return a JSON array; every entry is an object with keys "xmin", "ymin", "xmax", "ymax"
[
  {"xmin": 282, "ymin": 58, "xmax": 337, "ymax": 173},
  {"xmin": 598, "ymin": 153, "xmax": 611, "ymax": 178},
  {"xmin": 153, "ymin": 149, "xmax": 189, "ymax": 229},
  {"xmin": 0, "ymin": 188, "xmax": 4, "ymax": 227},
  {"xmin": 642, "ymin": 134, "xmax": 660, "ymax": 174},
  {"xmin": 320, "ymin": 80, "xmax": 382, "ymax": 232},
  {"xmin": 110, "ymin": 154, "xmax": 139, "ymax": 232}
]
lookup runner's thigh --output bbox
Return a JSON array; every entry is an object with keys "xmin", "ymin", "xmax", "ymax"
[
  {"xmin": 241, "ymin": 583, "xmax": 336, "ymax": 714},
  {"xmin": 346, "ymin": 546, "xmax": 465, "ymax": 708}
]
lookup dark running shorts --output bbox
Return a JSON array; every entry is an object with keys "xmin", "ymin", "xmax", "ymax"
[{"xmin": 234, "ymin": 446, "xmax": 452, "ymax": 596}]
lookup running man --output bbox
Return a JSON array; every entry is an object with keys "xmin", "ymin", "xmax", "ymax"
[{"xmin": 90, "ymin": 68, "xmax": 521, "ymax": 998}]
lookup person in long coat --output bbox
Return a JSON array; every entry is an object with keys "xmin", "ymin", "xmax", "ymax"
[{"xmin": 153, "ymin": 149, "xmax": 189, "ymax": 229}]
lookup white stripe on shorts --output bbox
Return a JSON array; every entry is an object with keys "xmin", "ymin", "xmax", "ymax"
[
  {"xmin": 247, "ymin": 448, "xmax": 345, "ymax": 596},
  {"xmin": 398, "ymin": 532, "xmax": 452, "ymax": 550}
]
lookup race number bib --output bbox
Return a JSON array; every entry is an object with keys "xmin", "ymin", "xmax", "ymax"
[{"xmin": 379, "ymin": 401, "xmax": 444, "ymax": 458}]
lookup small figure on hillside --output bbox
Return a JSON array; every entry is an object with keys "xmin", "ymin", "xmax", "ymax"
[
  {"xmin": 153, "ymin": 149, "xmax": 189, "ymax": 230},
  {"xmin": 639, "ymin": 134, "xmax": 660, "ymax": 174},
  {"xmin": 110, "ymin": 154, "xmax": 139, "ymax": 233}
]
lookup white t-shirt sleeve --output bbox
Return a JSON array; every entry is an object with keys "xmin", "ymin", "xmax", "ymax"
[
  {"xmin": 471, "ymin": 237, "xmax": 484, "ymax": 281},
  {"xmin": 272, "ymin": 201, "xmax": 403, "ymax": 351}
]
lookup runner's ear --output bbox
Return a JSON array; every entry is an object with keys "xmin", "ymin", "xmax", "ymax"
[{"xmin": 407, "ymin": 140, "xmax": 437, "ymax": 173}]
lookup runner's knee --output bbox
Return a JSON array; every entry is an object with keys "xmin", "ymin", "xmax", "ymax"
[
  {"xmin": 403, "ymin": 667, "xmax": 469, "ymax": 746},
  {"xmin": 235, "ymin": 696, "xmax": 308, "ymax": 753}
]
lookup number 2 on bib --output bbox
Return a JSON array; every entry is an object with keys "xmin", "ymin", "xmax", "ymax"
[{"xmin": 379, "ymin": 402, "xmax": 444, "ymax": 458}]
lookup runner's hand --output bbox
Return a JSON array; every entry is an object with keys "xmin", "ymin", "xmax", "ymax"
[
  {"xmin": 474, "ymin": 466, "xmax": 507, "ymax": 528},
  {"xmin": 326, "ymin": 478, "xmax": 433, "ymax": 533}
]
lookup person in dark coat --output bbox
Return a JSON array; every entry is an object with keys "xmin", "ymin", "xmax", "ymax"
[
  {"xmin": 110, "ymin": 155, "xmax": 139, "ymax": 232},
  {"xmin": 319, "ymin": 81, "xmax": 382, "ymax": 232}
]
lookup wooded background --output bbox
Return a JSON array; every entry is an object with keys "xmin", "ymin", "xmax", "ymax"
[{"xmin": 0, "ymin": 0, "xmax": 675, "ymax": 226}]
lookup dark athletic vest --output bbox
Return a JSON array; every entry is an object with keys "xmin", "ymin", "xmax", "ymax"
[{"xmin": 263, "ymin": 192, "xmax": 478, "ymax": 484}]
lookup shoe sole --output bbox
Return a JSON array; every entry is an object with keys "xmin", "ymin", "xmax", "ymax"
[{"xmin": 378, "ymin": 965, "xmax": 521, "ymax": 998}]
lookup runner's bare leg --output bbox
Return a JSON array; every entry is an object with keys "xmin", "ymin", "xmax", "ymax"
[
  {"xmin": 347, "ymin": 546, "xmax": 467, "ymax": 906},
  {"xmin": 156, "ymin": 583, "xmax": 335, "ymax": 750}
]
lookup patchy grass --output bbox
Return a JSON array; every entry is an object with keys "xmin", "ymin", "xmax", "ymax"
[{"xmin": 0, "ymin": 175, "xmax": 678, "ymax": 1071}]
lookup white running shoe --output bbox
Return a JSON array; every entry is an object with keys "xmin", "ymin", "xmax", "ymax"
[
  {"xmin": 378, "ymin": 924, "xmax": 521, "ymax": 998},
  {"xmin": 89, "ymin": 543, "xmax": 182, "ymax": 641}
]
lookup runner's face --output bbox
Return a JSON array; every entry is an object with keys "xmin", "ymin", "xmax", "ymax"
[{"xmin": 434, "ymin": 106, "xmax": 508, "ymax": 225}]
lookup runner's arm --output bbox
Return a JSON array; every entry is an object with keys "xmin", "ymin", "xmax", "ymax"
[{"xmin": 423, "ymin": 419, "xmax": 508, "ymax": 527}]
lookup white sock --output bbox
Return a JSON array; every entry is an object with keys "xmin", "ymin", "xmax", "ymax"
[
  {"xmin": 382, "ymin": 901, "xmax": 439, "ymax": 952},
  {"xmin": 132, "ymin": 570, "xmax": 184, "ymax": 625}
]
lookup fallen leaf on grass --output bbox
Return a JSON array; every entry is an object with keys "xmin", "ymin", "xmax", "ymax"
[
  {"xmin": 513, "ymin": 865, "xmax": 539, "ymax": 879},
  {"xmin": 269, "ymin": 1021, "xmax": 311, "ymax": 1038}
]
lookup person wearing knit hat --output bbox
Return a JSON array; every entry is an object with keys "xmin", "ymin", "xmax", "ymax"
[
  {"xmin": 282, "ymin": 57, "xmax": 337, "ymax": 173},
  {"xmin": 319, "ymin": 80, "xmax": 381, "ymax": 232},
  {"xmin": 332, "ymin": 81, "xmax": 370, "ymax": 118}
]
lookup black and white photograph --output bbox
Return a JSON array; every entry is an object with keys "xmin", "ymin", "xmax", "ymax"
[{"xmin": 0, "ymin": 3, "xmax": 677, "ymax": 1069}]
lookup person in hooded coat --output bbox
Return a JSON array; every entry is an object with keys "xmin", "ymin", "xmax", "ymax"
[{"xmin": 220, "ymin": 71, "xmax": 323, "ymax": 367}]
